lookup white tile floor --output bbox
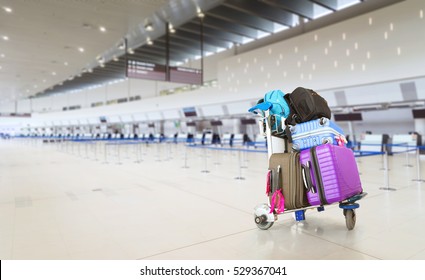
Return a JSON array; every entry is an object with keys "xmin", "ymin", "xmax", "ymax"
[{"xmin": 1, "ymin": 138, "xmax": 425, "ymax": 260}]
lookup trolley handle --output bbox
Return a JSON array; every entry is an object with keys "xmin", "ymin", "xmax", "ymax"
[{"xmin": 301, "ymin": 161, "xmax": 316, "ymax": 194}]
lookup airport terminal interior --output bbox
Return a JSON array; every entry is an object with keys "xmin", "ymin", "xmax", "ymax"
[{"xmin": 1, "ymin": 0, "xmax": 425, "ymax": 260}]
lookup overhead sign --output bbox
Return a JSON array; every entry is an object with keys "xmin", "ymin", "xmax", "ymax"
[
  {"xmin": 127, "ymin": 60, "xmax": 166, "ymax": 81},
  {"xmin": 170, "ymin": 66, "xmax": 202, "ymax": 84}
]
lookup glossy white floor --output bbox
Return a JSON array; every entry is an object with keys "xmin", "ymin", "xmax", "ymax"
[{"xmin": 1, "ymin": 138, "xmax": 425, "ymax": 260}]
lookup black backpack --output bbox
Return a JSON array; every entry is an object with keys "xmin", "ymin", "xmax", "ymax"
[{"xmin": 284, "ymin": 87, "xmax": 331, "ymax": 125}]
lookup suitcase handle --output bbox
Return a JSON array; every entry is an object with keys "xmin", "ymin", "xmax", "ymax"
[{"xmin": 301, "ymin": 161, "xmax": 316, "ymax": 194}]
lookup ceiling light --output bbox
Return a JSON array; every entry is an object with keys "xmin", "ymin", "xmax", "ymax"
[
  {"xmin": 420, "ymin": 10, "xmax": 424, "ymax": 19},
  {"xmin": 147, "ymin": 38, "xmax": 153, "ymax": 45},
  {"xmin": 169, "ymin": 23, "xmax": 176, "ymax": 33},
  {"xmin": 34, "ymin": 85, "xmax": 38, "ymax": 88},
  {"xmin": 100, "ymin": 63, "xmax": 105, "ymax": 68},
  {"xmin": 113, "ymin": 56, "xmax": 119, "ymax": 62},
  {"xmin": 0, "ymin": 66, "xmax": 2, "ymax": 70},
  {"xmin": 51, "ymin": 71, "xmax": 57, "ymax": 76},
  {"xmin": 2, "ymin": 35, "xmax": 9, "ymax": 41},
  {"xmin": 368, "ymin": 17, "xmax": 372, "ymax": 25},
  {"xmin": 328, "ymin": 40, "xmax": 332, "ymax": 47},
  {"xmin": 145, "ymin": 23, "xmax": 153, "ymax": 31},
  {"xmin": 99, "ymin": 26, "xmax": 106, "ymax": 32},
  {"xmin": 78, "ymin": 47, "xmax": 84, "ymax": 52},
  {"xmin": 390, "ymin": 23, "xmax": 394, "ymax": 31},
  {"xmin": 342, "ymin": 33, "xmax": 346, "ymax": 40},
  {"xmin": 43, "ymin": 79, "xmax": 47, "ymax": 83},
  {"xmin": 366, "ymin": 51, "xmax": 371, "ymax": 59},
  {"xmin": 384, "ymin": 32, "xmax": 388, "ymax": 40},
  {"xmin": 3, "ymin": 6, "xmax": 12, "ymax": 13},
  {"xmin": 128, "ymin": 48, "xmax": 134, "ymax": 54},
  {"xmin": 0, "ymin": 54, "xmax": 4, "ymax": 58},
  {"xmin": 88, "ymin": 68, "xmax": 93, "ymax": 73},
  {"xmin": 397, "ymin": 47, "xmax": 401, "ymax": 56},
  {"xmin": 64, "ymin": 61, "xmax": 68, "ymax": 66},
  {"xmin": 197, "ymin": 11, "xmax": 205, "ymax": 18}
]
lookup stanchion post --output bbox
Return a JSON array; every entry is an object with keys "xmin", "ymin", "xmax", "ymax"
[
  {"xmin": 412, "ymin": 147, "xmax": 425, "ymax": 182},
  {"xmin": 116, "ymin": 144, "xmax": 122, "ymax": 165},
  {"xmin": 235, "ymin": 149, "xmax": 245, "ymax": 180},
  {"xmin": 102, "ymin": 143, "xmax": 108, "ymax": 164},
  {"xmin": 380, "ymin": 145, "xmax": 396, "ymax": 191},
  {"xmin": 182, "ymin": 145, "xmax": 189, "ymax": 169},
  {"xmin": 201, "ymin": 147, "xmax": 210, "ymax": 173},
  {"xmin": 404, "ymin": 143, "xmax": 413, "ymax": 167}
]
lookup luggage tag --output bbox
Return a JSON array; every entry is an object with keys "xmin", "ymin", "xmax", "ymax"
[{"xmin": 269, "ymin": 165, "xmax": 285, "ymax": 214}]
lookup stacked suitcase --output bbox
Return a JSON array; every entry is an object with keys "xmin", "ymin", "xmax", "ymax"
[{"xmin": 250, "ymin": 87, "xmax": 365, "ymax": 230}]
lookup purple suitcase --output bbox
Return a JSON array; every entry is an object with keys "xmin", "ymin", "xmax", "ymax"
[{"xmin": 300, "ymin": 144, "xmax": 362, "ymax": 206}]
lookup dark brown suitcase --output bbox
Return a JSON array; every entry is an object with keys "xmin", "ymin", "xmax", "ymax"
[{"xmin": 269, "ymin": 152, "xmax": 309, "ymax": 210}]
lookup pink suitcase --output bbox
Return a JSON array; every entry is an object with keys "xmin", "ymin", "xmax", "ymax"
[{"xmin": 300, "ymin": 144, "xmax": 362, "ymax": 206}]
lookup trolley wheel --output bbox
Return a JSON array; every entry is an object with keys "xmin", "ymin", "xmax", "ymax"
[
  {"xmin": 254, "ymin": 215, "xmax": 274, "ymax": 230},
  {"xmin": 344, "ymin": 209, "xmax": 356, "ymax": 230}
]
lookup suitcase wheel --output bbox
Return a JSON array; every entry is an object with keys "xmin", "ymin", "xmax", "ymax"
[
  {"xmin": 254, "ymin": 215, "xmax": 274, "ymax": 230},
  {"xmin": 343, "ymin": 209, "xmax": 356, "ymax": 230}
]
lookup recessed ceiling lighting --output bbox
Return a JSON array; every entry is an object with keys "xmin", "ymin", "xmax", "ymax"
[
  {"xmin": 346, "ymin": 49, "xmax": 350, "ymax": 56},
  {"xmin": 2, "ymin": 35, "xmax": 9, "ymax": 41},
  {"xmin": 397, "ymin": 47, "xmax": 401, "ymax": 56},
  {"xmin": 368, "ymin": 17, "xmax": 373, "ymax": 25},
  {"xmin": 113, "ymin": 56, "xmax": 119, "ymax": 62},
  {"xmin": 145, "ymin": 23, "xmax": 153, "ymax": 31},
  {"xmin": 0, "ymin": 66, "xmax": 2, "ymax": 70},
  {"xmin": 34, "ymin": 85, "xmax": 38, "ymax": 89},
  {"xmin": 78, "ymin": 47, "xmax": 84, "ymax": 52},
  {"xmin": 147, "ymin": 38, "xmax": 153, "ymax": 45},
  {"xmin": 99, "ymin": 26, "xmax": 106, "ymax": 32},
  {"xmin": 362, "ymin": 64, "xmax": 366, "ymax": 71},
  {"xmin": 314, "ymin": 34, "xmax": 318, "ymax": 41},
  {"xmin": 324, "ymin": 48, "xmax": 328, "ymax": 55},
  {"xmin": 390, "ymin": 23, "xmax": 394, "ymax": 31},
  {"xmin": 334, "ymin": 60, "xmax": 338, "ymax": 68},
  {"xmin": 197, "ymin": 11, "xmax": 205, "ymax": 18},
  {"xmin": 420, "ymin": 10, "xmax": 424, "ymax": 19},
  {"xmin": 384, "ymin": 32, "xmax": 388, "ymax": 40},
  {"xmin": 294, "ymin": 46, "xmax": 298, "ymax": 53},
  {"xmin": 0, "ymin": 54, "xmax": 4, "ymax": 58},
  {"xmin": 3, "ymin": 7, "xmax": 12, "ymax": 13},
  {"xmin": 354, "ymin": 42, "xmax": 358, "ymax": 50},
  {"xmin": 51, "ymin": 71, "xmax": 57, "ymax": 76},
  {"xmin": 100, "ymin": 63, "xmax": 105, "ymax": 68},
  {"xmin": 342, "ymin": 33, "xmax": 346, "ymax": 40},
  {"xmin": 42, "ymin": 79, "xmax": 47, "ymax": 83},
  {"xmin": 367, "ymin": 51, "xmax": 371, "ymax": 59},
  {"xmin": 64, "ymin": 61, "xmax": 68, "ymax": 66},
  {"xmin": 350, "ymin": 64, "xmax": 354, "ymax": 71},
  {"xmin": 329, "ymin": 40, "xmax": 332, "ymax": 47},
  {"xmin": 128, "ymin": 48, "xmax": 134, "ymax": 54}
]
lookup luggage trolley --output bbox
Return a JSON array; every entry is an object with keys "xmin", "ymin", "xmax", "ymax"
[{"xmin": 249, "ymin": 104, "xmax": 367, "ymax": 231}]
